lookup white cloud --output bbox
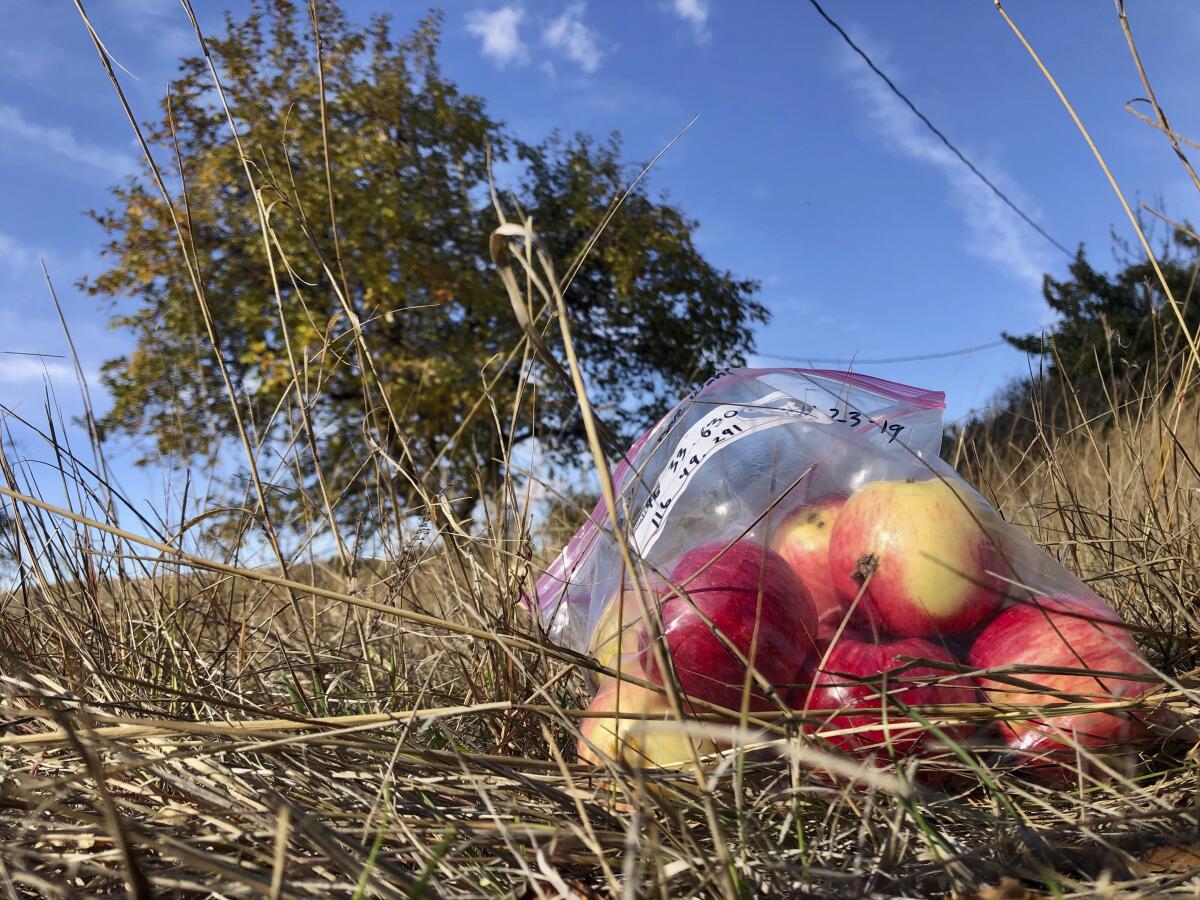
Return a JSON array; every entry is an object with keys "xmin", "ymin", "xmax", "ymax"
[
  {"xmin": 543, "ymin": 3, "xmax": 604, "ymax": 74},
  {"xmin": 2, "ymin": 45, "xmax": 59, "ymax": 81},
  {"xmin": 0, "ymin": 356, "xmax": 77, "ymax": 387},
  {"xmin": 669, "ymin": 0, "xmax": 710, "ymax": 44},
  {"xmin": 837, "ymin": 36, "xmax": 1051, "ymax": 291},
  {"xmin": 0, "ymin": 105, "xmax": 137, "ymax": 181},
  {"xmin": 466, "ymin": 6, "xmax": 529, "ymax": 69},
  {"xmin": 0, "ymin": 234, "xmax": 33, "ymax": 271},
  {"xmin": 112, "ymin": 0, "xmax": 172, "ymax": 17},
  {"xmin": 94, "ymin": 0, "xmax": 195, "ymax": 65}
]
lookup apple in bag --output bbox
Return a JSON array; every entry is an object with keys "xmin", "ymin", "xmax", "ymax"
[
  {"xmin": 829, "ymin": 478, "xmax": 1010, "ymax": 637},
  {"xmin": 640, "ymin": 539, "xmax": 818, "ymax": 711},
  {"xmin": 589, "ymin": 584, "xmax": 657, "ymax": 677},
  {"xmin": 797, "ymin": 636, "xmax": 976, "ymax": 756},
  {"xmin": 578, "ymin": 681, "xmax": 717, "ymax": 769},
  {"xmin": 771, "ymin": 494, "xmax": 850, "ymax": 639},
  {"xmin": 969, "ymin": 595, "xmax": 1156, "ymax": 760}
]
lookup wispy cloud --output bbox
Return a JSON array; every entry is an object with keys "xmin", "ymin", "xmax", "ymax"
[
  {"xmin": 0, "ymin": 356, "xmax": 76, "ymax": 387},
  {"xmin": 466, "ymin": 6, "xmax": 529, "ymax": 69},
  {"xmin": 110, "ymin": 0, "xmax": 194, "ymax": 60},
  {"xmin": 0, "ymin": 234, "xmax": 33, "ymax": 271},
  {"xmin": 836, "ymin": 35, "xmax": 1051, "ymax": 291},
  {"xmin": 110, "ymin": 0, "xmax": 168, "ymax": 15},
  {"xmin": 0, "ymin": 105, "xmax": 137, "ymax": 181},
  {"xmin": 668, "ymin": 0, "xmax": 711, "ymax": 44},
  {"xmin": 112, "ymin": 0, "xmax": 175, "ymax": 15},
  {"xmin": 543, "ymin": 3, "xmax": 604, "ymax": 74},
  {"xmin": 2, "ymin": 44, "xmax": 61, "ymax": 82}
]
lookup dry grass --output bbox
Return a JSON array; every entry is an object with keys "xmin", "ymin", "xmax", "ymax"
[
  {"xmin": 9, "ymin": 339, "xmax": 1200, "ymax": 898},
  {"xmin": 955, "ymin": 365, "xmax": 1200, "ymax": 676},
  {"xmin": 3, "ymin": 376, "xmax": 1199, "ymax": 898},
  {"xmin": 0, "ymin": 2, "xmax": 1198, "ymax": 897}
]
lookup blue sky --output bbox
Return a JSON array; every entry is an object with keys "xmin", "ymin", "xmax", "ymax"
[{"xmin": 1, "ymin": 1, "xmax": 1198, "ymax": 516}]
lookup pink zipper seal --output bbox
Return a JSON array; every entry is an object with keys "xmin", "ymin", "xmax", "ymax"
[{"xmin": 728, "ymin": 368, "xmax": 946, "ymax": 410}]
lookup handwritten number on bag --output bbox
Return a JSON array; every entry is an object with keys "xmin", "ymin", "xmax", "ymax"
[
  {"xmin": 829, "ymin": 407, "xmax": 862, "ymax": 426},
  {"xmin": 640, "ymin": 484, "xmax": 673, "ymax": 532},
  {"xmin": 828, "ymin": 406, "xmax": 906, "ymax": 443},
  {"xmin": 699, "ymin": 409, "xmax": 741, "ymax": 441}
]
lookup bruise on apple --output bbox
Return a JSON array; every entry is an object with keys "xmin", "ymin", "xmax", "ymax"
[
  {"xmin": 828, "ymin": 477, "xmax": 1012, "ymax": 638},
  {"xmin": 969, "ymin": 595, "xmax": 1157, "ymax": 766},
  {"xmin": 640, "ymin": 539, "xmax": 820, "ymax": 712}
]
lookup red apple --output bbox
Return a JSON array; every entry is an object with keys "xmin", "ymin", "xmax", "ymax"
[
  {"xmin": 796, "ymin": 637, "xmax": 977, "ymax": 756},
  {"xmin": 829, "ymin": 478, "xmax": 1010, "ymax": 637},
  {"xmin": 640, "ymin": 540, "xmax": 818, "ymax": 711},
  {"xmin": 577, "ymin": 681, "xmax": 716, "ymax": 769},
  {"xmin": 770, "ymin": 494, "xmax": 849, "ymax": 639},
  {"xmin": 969, "ymin": 596, "xmax": 1156, "ymax": 760},
  {"xmin": 781, "ymin": 629, "xmax": 865, "ymax": 704}
]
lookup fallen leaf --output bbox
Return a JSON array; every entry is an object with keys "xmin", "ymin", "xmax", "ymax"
[{"xmin": 1133, "ymin": 843, "xmax": 1200, "ymax": 875}]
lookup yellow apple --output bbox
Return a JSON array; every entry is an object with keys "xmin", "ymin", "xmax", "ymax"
[
  {"xmin": 771, "ymin": 494, "xmax": 849, "ymax": 639},
  {"xmin": 577, "ymin": 681, "xmax": 717, "ymax": 770},
  {"xmin": 589, "ymin": 586, "xmax": 656, "ymax": 673}
]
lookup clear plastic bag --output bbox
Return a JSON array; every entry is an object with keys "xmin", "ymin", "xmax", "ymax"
[{"xmin": 532, "ymin": 369, "xmax": 1156, "ymax": 768}]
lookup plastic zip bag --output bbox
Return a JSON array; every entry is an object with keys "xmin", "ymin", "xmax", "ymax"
[{"xmin": 531, "ymin": 369, "xmax": 1156, "ymax": 771}]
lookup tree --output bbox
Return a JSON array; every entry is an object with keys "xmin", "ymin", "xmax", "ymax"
[
  {"xmin": 1002, "ymin": 229, "xmax": 1200, "ymax": 386},
  {"xmin": 952, "ymin": 227, "xmax": 1199, "ymax": 455},
  {"xmin": 85, "ymin": 2, "xmax": 765, "ymax": 530}
]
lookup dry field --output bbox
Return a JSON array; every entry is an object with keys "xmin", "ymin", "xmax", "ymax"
[
  {"xmin": 0, "ymin": 3, "xmax": 1198, "ymax": 897},
  {"xmin": 1, "ymin": 260, "xmax": 1197, "ymax": 899}
]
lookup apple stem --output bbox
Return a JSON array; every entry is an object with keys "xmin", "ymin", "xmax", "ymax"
[{"xmin": 854, "ymin": 554, "xmax": 878, "ymax": 584}]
